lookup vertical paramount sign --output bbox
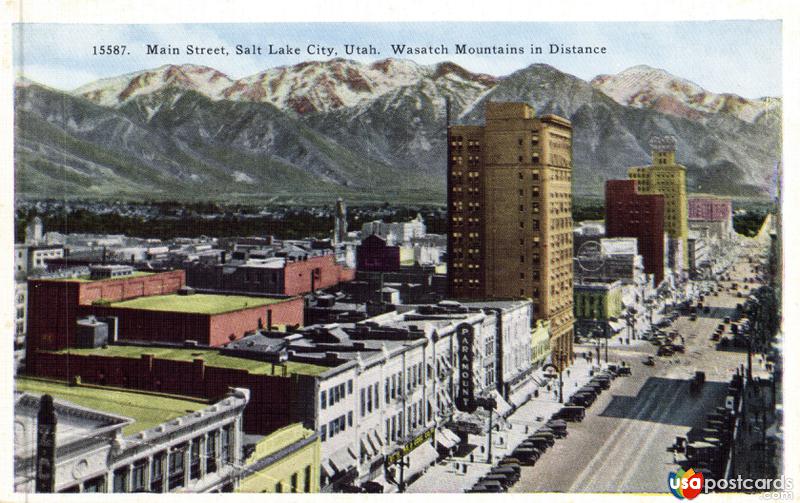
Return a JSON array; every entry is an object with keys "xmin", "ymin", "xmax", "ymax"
[
  {"xmin": 456, "ymin": 323, "xmax": 477, "ymax": 413},
  {"xmin": 35, "ymin": 394, "xmax": 57, "ymax": 493}
]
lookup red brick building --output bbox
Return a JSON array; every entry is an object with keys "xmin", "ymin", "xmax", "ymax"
[
  {"xmin": 186, "ymin": 254, "xmax": 355, "ymax": 296},
  {"xmin": 605, "ymin": 180, "xmax": 667, "ymax": 286},
  {"xmin": 26, "ymin": 271, "xmax": 304, "ymax": 364},
  {"xmin": 356, "ymin": 234, "xmax": 401, "ymax": 272},
  {"xmin": 28, "ymin": 350, "xmax": 320, "ymax": 434}
]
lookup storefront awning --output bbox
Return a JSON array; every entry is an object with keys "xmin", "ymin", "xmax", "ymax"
[
  {"xmin": 404, "ymin": 442, "xmax": 438, "ymax": 479},
  {"xmin": 491, "ymin": 391, "xmax": 513, "ymax": 417},
  {"xmin": 436, "ymin": 428, "xmax": 458, "ymax": 450},
  {"xmin": 609, "ymin": 319, "xmax": 626, "ymax": 333},
  {"xmin": 328, "ymin": 447, "xmax": 357, "ymax": 473}
]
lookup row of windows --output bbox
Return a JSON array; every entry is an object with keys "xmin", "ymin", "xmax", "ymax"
[
  {"xmin": 320, "ymin": 412, "xmax": 352, "ymax": 441},
  {"xmin": 107, "ymin": 427, "xmax": 231, "ymax": 493},
  {"xmin": 320, "ymin": 380, "xmax": 352, "ymax": 409}
]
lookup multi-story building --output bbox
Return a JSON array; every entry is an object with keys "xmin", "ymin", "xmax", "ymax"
[
  {"xmin": 627, "ymin": 136, "xmax": 689, "ymax": 268},
  {"xmin": 605, "ymin": 179, "xmax": 667, "ymax": 287},
  {"xmin": 448, "ymin": 102, "xmax": 574, "ymax": 369},
  {"xmin": 574, "ymin": 281, "xmax": 624, "ymax": 338},
  {"xmin": 15, "ymin": 379, "xmax": 250, "ymax": 493},
  {"xmin": 688, "ymin": 194, "xmax": 734, "ymax": 240}
]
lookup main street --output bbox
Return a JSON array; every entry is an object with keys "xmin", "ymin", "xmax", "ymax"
[{"xmin": 513, "ymin": 247, "xmax": 768, "ymax": 493}]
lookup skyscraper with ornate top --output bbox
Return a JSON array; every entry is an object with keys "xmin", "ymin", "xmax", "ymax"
[{"xmin": 447, "ymin": 102, "xmax": 574, "ymax": 369}]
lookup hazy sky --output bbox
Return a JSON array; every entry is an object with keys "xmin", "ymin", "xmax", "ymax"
[{"xmin": 13, "ymin": 21, "xmax": 782, "ymax": 98}]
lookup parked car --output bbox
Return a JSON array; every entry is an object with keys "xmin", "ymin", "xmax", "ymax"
[
  {"xmin": 554, "ymin": 405, "xmax": 586, "ymax": 422},
  {"xmin": 643, "ymin": 356, "xmax": 655, "ymax": 366},
  {"xmin": 618, "ymin": 366, "xmax": 632, "ymax": 376},
  {"xmin": 657, "ymin": 345, "xmax": 675, "ymax": 357}
]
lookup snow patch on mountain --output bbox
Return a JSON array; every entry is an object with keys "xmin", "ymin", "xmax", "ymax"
[{"xmin": 591, "ymin": 65, "xmax": 780, "ymax": 123}]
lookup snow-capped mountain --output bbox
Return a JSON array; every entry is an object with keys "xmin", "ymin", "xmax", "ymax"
[
  {"xmin": 591, "ymin": 65, "xmax": 780, "ymax": 123},
  {"xmin": 75, "ymin": 59, "xmax": 498, "ymax": 114},
  {"xmin": 74, "ymin": 64, "xmax": 236, "ymax": 107},
  {"xmin": 16, "ymin": 60, "xmax": 781, "ymax": 201}
]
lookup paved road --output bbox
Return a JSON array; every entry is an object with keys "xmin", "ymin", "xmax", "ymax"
[{"xmin": 513, "ymin": 249, "xmax": 767, "ymax": 493}]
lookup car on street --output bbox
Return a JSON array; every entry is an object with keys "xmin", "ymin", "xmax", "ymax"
[{"xmin": 554, "ymin": 405, "xmax": 586, "ymax": 422}]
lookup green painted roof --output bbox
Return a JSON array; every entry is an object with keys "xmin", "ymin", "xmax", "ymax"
[
  {"xmin": 109, "ymin": 293, "xmax": 285, "ymax": 315},
  {"xmin": 54, "ymin": 345, "xmax": 329, "ymax": 376},
  {"xmin": 15, "ymin": 377, "xmax": 206, "ymax": 436}
]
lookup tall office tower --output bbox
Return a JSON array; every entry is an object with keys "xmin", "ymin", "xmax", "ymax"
[
  {"xmin": 334, "ymin": 198, "xmax": 348, "ymax": 245},
  {"xmin": 627, "ymin": 136, "xmax": 689, "ymax": 269},
  {"xmin": 448, "ymin": 102, "xmax": 575, "ymax": 369}
]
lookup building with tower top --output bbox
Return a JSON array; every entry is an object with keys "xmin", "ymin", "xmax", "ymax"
[
  {"xmin": 447, "ymin": 101, "xmax": 574, "ymax": 370},
  {"xmin": 334, "ymin": 198, "xmax": 348, "ymax": 245},
  {"xmin": 627, "ymin": 136, "xmax": 689, "ymax": 270}
]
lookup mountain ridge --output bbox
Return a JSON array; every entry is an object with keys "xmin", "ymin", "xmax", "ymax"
[{"xmin": 15, "ymin": 60, "xmax": 781, "ymax": 202}]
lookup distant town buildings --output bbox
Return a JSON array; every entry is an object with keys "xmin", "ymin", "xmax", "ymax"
[
  {"xmin": 447, "ymin": 102, "xmax": 575, "ymax": 369},
  {"xmin": 688, "ymin": 194, "xmax": 734, "ymax": 240},
  {"xmin": 361, "ymin": 214, "xmax": 426, "ymax": 244}
]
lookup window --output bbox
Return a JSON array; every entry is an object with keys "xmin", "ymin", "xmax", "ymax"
[
  {"xmin": 190, "ymin": 438, "xmax": 201, "ymax": 480},
  {"xmin": 168, "ymin": 445, "xmax": 186, "ymax": 490},
  {"xmin": 151, "ymin": 452, "xmax": 165, "ymax": 492},
  {"xmin": 374, "ymin": 383, "xmax": 380, "ymax": 408},
  {"xmin": 291, "ymin": 473, "xmax": 299, "ymax": 492},
  {"xmin": 132, "ymin": 461, "xmax": 146, "ymax": 492},
  {"xmin": 320, "ymin": 424, "xmax": 327, "ymax": 441},
  {"xmin": 385, "ymin": 379, "xmax": 390, "ymax": 402},
  {"xmin": 347, "ymin": 380, "xmax": 353, "ymax": 394},
  {"xmin": 221, "ymin": 425, "xmax": 232, "ymax": 463},
  {"xmin": 84, "ymin": 475, "xmax": 106, "ymax": 493},
  {"xmin": 276, "ymin": 481, "xmax": 283, "ymax": 493},
  {"xmin": 304, "ymin": 465, "xmax": 312, "ymax": 492},
  {"xmin": 348, "ymin": 411, "xmax": 353, "ymax": 427},
  {"xmin": 320, "ymin": 390, "xmax": 327, "ymax": 409},
  {"xmin": 360, "ymin": 388, "xmax": 366, "ymax": 416},
  {"xmin": 206, "ymin": 432, "xmax": 218, "ymax": 473},
  {"xmin": 367, "ymin": 386, "xmax": 373, "ymax": 413},
  {"xmin": 113, "ymin": 468, "xmax": 128, "ymax": 493}
]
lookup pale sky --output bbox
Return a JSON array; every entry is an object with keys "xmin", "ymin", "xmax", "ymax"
[{"xmin": 13, "ymin": 20, "xmax": 782, "ymax": 98}]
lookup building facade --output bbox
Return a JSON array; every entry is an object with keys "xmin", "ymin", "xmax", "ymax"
[
  {"xmin": 237, "ymin": 423, "xmax": 321, "ymax": 493},
  {"xmin": 688, "ymin": 195, "xmax": 734, "ymax": 239},
  {"xmin": 627, "ymin": 137, "xmax": 689, "ymax": 267},
  {"xmin": 15, "ymin": 384, "xmax": 249, "ymax": 493},
  {"xmin": 574, "ymin": 281, "xmax": 623, "ymax": 338},
  {"xmin": 356, "ymin": 234, "xmax": 401, "ymax": 272},
  {"xmin": 605, "ymin": 179, "xmax": 667, "ymax": 287},
  {"xmin": 447, "ymin": 102, "xmax": 574, "ymax": 369}
]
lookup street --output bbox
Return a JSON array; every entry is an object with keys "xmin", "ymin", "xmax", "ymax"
[{"xmin": 512, "ymin": 251, "xmax": 767, "ymax": 493}]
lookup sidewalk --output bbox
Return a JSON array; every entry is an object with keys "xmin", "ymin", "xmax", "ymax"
[{"xmin": 406, "ymin": 357, "xmax": 610, "ymax": 492}]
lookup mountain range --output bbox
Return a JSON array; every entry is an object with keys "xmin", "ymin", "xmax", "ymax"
[{"xmin": 14, "ymin": 59, "xmax": 781, "ymax": 203}]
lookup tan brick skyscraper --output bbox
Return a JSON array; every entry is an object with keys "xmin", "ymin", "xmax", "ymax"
[{"xmin": 447, "ymin": 102, "xmax": 574, "ymax": 369}]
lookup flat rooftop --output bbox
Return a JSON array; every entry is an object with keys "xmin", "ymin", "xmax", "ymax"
[
  {"xmin": 46, "ymin": 271, "xmax": 155, "ymax": 283},
  {"xmin": 109, "ymin": 293, "xmax": 285, "ymax": 315},
  {"xmin": 54, "ymin": 345, "xmax": 329, "ymax": 376},
  {"xmin": 15, "ymin": 377, "xmax": 206, "ymax": 436}
]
